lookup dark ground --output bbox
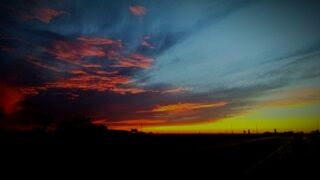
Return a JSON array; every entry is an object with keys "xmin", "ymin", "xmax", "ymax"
[{"xmin": 0, "ymin": 125, "xmax": 319, "ymax": 177}]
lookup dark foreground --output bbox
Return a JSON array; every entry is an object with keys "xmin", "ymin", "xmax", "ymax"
[{"xmin": 0, "ymin": 128, "xmax": 319, "ymax": 176}]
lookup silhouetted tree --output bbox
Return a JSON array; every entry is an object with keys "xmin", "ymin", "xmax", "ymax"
[
  {"xmin": 0, "ymin": 110, "xmax": 4, "ymax": 122},
  {"xmin": 32, "ymin": 111, "xmax": 55, "ymax": 132},
  {"xmin": 56, "ymin": 116, "xmax": 108, "ymax": 143}
]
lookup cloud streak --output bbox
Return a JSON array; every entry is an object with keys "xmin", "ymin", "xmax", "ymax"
[
  {"xmin": 113, "ymin": 53, "xmax": 153, "ymax": 69},
  {"xmin": 151, "ymin": 102, "xmax": 227, "ymax": 113},
  {"xmin": 23, "ymin": 7, "xmax": 67, "ymax": 23}
]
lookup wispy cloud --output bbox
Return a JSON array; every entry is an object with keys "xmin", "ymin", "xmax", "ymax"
[
  {"xmin": 151, "ymin": 102, "xmax": 227, "ymax": 113},
  {"xmin": 47, "ymin": 40, "xmax": 106, "ymax": 64},
  {"xmin": 113, "ymin": 53, "xmax": 153, "ymax": 69},
  {"xmin": 162, "ymin": 87, "xmax": 189, "ymax": 94},
  {"xmin": 23, "ymin": 7, "xmax": 67, "ymax": 23},
  {"xmin": 21, "ymin": 71, "xmax": 145, "ymax": 95},
  {"xmin": 25, "ymin": 54, "xmax": 62, "ymax": 72},
  {"xmin": 77, "ymin": 36, "xmax": 122, "ymax": 47},
  {"xmin": 257, "ymin": 86, "xmax": 320, "ymax": 107},
  {"xmin": 129, "ymin": 6, "xmax": 147, "ymax": 16},
  {"xmin": 141, "ymin": 36, "xmax": 153, "ymax": 48}
]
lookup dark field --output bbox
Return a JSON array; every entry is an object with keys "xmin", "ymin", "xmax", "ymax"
[{"xmin": 0, "ymin": 128, "xmax": 319, "ymax": 176}]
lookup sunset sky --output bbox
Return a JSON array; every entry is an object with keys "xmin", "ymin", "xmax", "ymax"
[{"xmin": 0, "ymin": 0, "xmax": 319, "ymax": 133}]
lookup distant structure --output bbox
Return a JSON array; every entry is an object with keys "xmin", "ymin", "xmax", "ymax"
[
  {"xmin": 247, "ymin": 129, "xmax": 250, "ymax": 135},
  {"xmin": 131, "ymin": 128, "xmax": 138, "ymax": 134},
  {"xmin": 243, "ymin": 130, "xmax": 246, "ymax": 134},
  {"xmin": 274, "ymin": 129, "xmax": 277, "ymax": 134}
]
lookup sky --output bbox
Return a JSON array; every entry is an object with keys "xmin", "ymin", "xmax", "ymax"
[{"xmin": 0, "ymin": 0, "xmax": 319, "ymax": 133}]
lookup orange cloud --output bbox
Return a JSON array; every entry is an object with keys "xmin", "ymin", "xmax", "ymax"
[
  {"xmin": 77, "ymin": 37, "xmax": 122, "ymax": 48},
  {"xmin": 0, "ymin": 83, "xmax": 24, "ymax": 116},
  {"xmin": 19, "ymin": 67, "xmax": 145, "ymax": 95},
  {"xmin": 48, "ymin": 40, "xmax": 106, "ymax": 64},
  {"xmin": 46, "ymin": 36, "xmax": 124, "ymax": 68},
  {"xmin": 151, "ymin": 102, "xmax": 227, "ymax": 113},
  {"xmin": 113, "ymin": 53, "xmax": 153, "ymax": 69},
  {"xmin": 46, "ymin": 37, "xmax": 154, "ymax": 71},
  {"xmin": 24, "ymin": 72, "xmax": 145, "ymax": 94},
  {"xmin": 20, "ymin": 36, "xmax": 154, "ymax": 96},
  {"xmin": 129, "ymin": 6, "xmax": 147, "ymax": 16},
  {"xmin": 92, "ymin": 118, "xmax": 166, "ymax": 130},
  {"xmin": 91, "ymin": 119, "xmax": 109, "ymax": 126},
  {"xmin": 43, "ymin": 73, "xmax": 129, "ymax": 91},
  {"xmin": 110, "ymin": 87, "xmax": 145, "ymax": 94},
  {"xmin": 69, "ymin": 69, "xmax": 87, "ymax": 75},
  {"xmin": 23, "ymin": 7, "xmax": 67, "ymax": 23}
]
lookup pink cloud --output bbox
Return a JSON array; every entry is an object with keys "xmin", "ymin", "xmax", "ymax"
[
  {"xmin": 141, "ymin": 35, "xmax": 153, "ymax": 48},
  {"xmin": 46, "ymin": 36, "xmax": 124, "ymax": 67},
  {"xmin": 20, "ymin": 36, "xmax": 154, "ymax": 96},
  {"xmin": 46, "ymin": 40, "xmax": 106, "ymax": 66},
  {"xmin": 129, "ymin": 6, "xmax": 147, "ymax": 16},
  {"xmin": 113, "ymin": 53, "xmax": 153, "ymax": 69},
  {"xmin": 22, "ymin": 72, "xmax": 145, "ymax": 95},
  {"xmin": 78, "ymin": 37, "xmax": 122, "ymax": 48},
  {"xmin": 142, "ymin": 40, "xmax": 152, "ymax": 48}
]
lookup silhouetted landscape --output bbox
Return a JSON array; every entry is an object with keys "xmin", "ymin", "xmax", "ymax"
[{"xmin": 1, "ymin": 117, "xmax": 319, "ymax": 175}]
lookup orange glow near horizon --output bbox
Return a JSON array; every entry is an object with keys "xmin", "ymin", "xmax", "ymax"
[
  {"xmin": 0, "ymin": 83, "xmax": 24, "ymax": 116},
  {"xmin": 99, "ymin": 89, "xmax": 320, "ymax": 133},
  {"xmin": 151, "ymin": 102, "xmax": 227, "ymax": 113},
  {"xmin": 92, "ymin": 118, "xmax": 167, "ymax": 131},
  {"xmin": 142, "ymin": 102, "xmax": 320, "ymax": 134}
]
